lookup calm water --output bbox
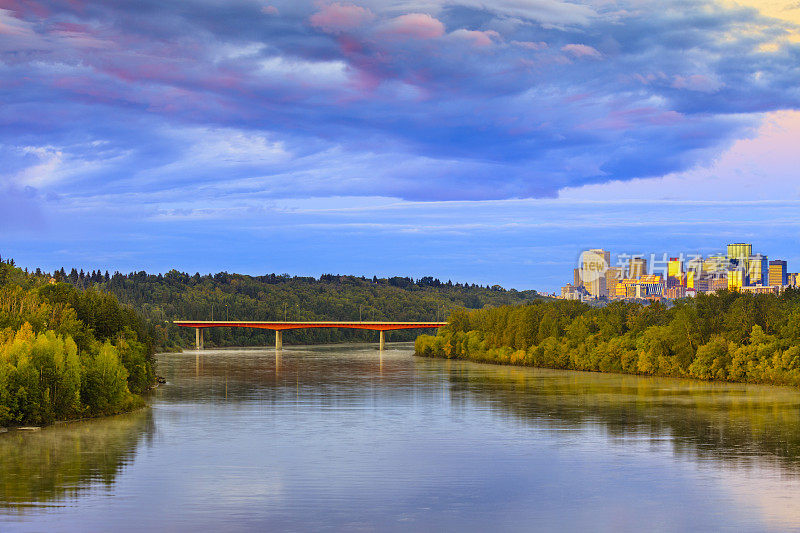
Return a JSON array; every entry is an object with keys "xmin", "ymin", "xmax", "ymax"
[{"xmin": 2, "ymin": 343, "xmax": 800, "ymax": 532}]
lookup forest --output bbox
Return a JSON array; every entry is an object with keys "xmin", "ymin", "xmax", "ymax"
[
  {"xmin": 0, "ymin": 252, "xmax": 544, "ymax": 426},
  {"xmin": 0, "ymin": 259, "xmax": 155, "ymax": 427},
  {"xmin": 51, "ymin": 268, "xmax": 541, "ymax": 348},
  {"xmin": 415, "ymin": 290, "xmax": 800, "ymax": 386}
]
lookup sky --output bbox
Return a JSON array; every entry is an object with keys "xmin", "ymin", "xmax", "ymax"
[{"xmin": 1, "ymin": 0, "xmax": 800, "ymax": 292}]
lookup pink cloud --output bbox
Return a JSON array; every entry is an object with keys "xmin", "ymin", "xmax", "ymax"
[
  {"xmin": 0, "ymin": 8, "xmax": 34, "ymax": 36},
  {"xmin": 450, "ymin": 29, "xmax": 499, "ymax": 47},
  {"xmin": 261, "ymin": 5, "xmax": 279, "ymax": 16},
  {"xmin": 380, "ymin": 13, "xmax": 445, "ymax": 40},
  {"xmin": 50, "ymin": 22, "xmax": 114, "ymax": 49},
  {"xmin": 672, "ymin": 74, "xmax": 722, "ymax": 93},
  {"xmin": 309, "ymin": 3, "xmax": 374, "ymax": 34},
  {"xmin": 0, "ymin": 0, "xmax": 50, "ymax": 18},
  {"xmin": 577, "ymin": 107, "xmax": 683, "ymax": 131},
  {"xmin": 561, "ymin": 43, "xmax": 602, "ymax": 59},
  {"xmin": 512, "ymin": 40, "xmax": 548, "ymax": 50}
]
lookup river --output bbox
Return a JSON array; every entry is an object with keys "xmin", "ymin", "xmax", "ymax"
[{"xmin": 1, "ymin": 343, "xmax": 800, "ymax": 532}]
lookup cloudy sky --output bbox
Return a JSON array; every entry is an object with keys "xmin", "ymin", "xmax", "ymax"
[{"xmin": 2, "ymin": 0, "xmax": 800, "ymax": 291}]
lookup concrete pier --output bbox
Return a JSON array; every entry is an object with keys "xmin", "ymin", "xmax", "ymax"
[
  {"xmin": 275, "ymin": 330, "xmax": 283, "ymax": 350},
  {"xmin": 379, "ymin": 330, "xmax": 386, "ymax": 351},
  {"xmin": 195, "ymin": 328, "xmax": 204, "ymax": 350}
]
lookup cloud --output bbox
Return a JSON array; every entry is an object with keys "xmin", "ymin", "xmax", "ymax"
[
  {"xmin": 561, "ymin": 43, "xmax": 602, "ymax": 59},
  {"xmin": 435, "ymin": 0, "xmax": 597, "ymax": 26},
  {"xmin": 512, "ymin": 40, "xmax": 548, "ymax": 50},
  {"xmin": 309, "ymin": 3, "xmax": 375, "ymax": 33},
  {"xmin": 671, "ymin": 74, "xmax": 723, "ymax": 93},
  {"xmin": 0, "ymin": 0, "xmax": 799, "ymax": 205},
  {"xmin": 261, "ymin": 5, "xmax": 279, "ymax": 16},
  {"xmin": 379, "ymin": 13, "xmax": 446, "ymax": 39},
  {"xmin": 449, "ymin": 28, "xmax": 499, "ymax": 46},
  {"xmin": 0, "ymin": 8, "xmax": 35, "ymax": 36}
]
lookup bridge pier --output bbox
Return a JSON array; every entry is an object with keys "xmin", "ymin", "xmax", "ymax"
[
  {"xmin": 379, "ymin": 330, "xmax": 386, "ymax": 351},
  {"xmin": 275, "ymin": 330, "xmax": 283, "ymax": 350},
  {"xmin": 195, "ymin": 328, "xmax": 204, "ymax": 350}
]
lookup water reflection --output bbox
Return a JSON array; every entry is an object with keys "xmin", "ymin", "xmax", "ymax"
[
  {"xmin": 0, "ymin": 409, "xmax": 154, "ymax": 511},
  {"xmin": 427, "ymin": 360, "xmax": 800, "ymax": 471},
  {"xmin": 1, "ymin": 344, "xmax": 799, "ymax": 532}
]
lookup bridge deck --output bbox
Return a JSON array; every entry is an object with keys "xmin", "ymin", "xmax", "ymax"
[{"xmin": 173, "ymin": 320, "xmax": 448, "ymax": 331}]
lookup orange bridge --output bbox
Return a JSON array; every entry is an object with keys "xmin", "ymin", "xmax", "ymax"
[{"xmin": 173, "ymin": 321, "xmax": 448, "ymax": 350}]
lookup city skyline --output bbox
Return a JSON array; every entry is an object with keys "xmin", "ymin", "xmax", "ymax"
[{"xmin": 564, "ymin": 241, "xmax": 796, "ymax": 300}]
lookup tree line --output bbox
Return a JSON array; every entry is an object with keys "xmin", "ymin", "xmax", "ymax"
[
  {"xmin": 54, "ymin": 269, "xmax": 542, "ymax": 348},
  {"xmin": 416, "ymin": 290, "xmax": 800, "ymax": 386},
  {"xmin": 0, "ymin": 259, "xmax": 156, "ymax": 426}
]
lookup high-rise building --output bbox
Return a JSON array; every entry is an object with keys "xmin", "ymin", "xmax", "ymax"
[
  {"xmin": 573, "ymin": 268, "xmax": 582, "ymax": 288},
  {"xmin": 668, "ymin": 257, "xmax": 683, "ymax": 278},
  {"xmin": 727, "ymin": 243, "xmax": 753, "ymax": 263},
  {"xmin": 746, "ymin": 255, "xmax": 768, "ymax": 286},
  {"xmin": 688, "ymin": 274, "xmax": 709, "ymax": 293},
  {"xmin": 769, "ymin": 260, "xmax": 787, "ymax": 287},
  {"xmin": 667, "ymin": 257, "xmax": 684, "ymax": 287},
  {"xmin": 709, "ymin": 276, "xmax": 729, "ymax": 292},
  {"xmin": 685, "ymin": 256, "xmax": 704, "ymax": 290},
  {"xmin": 629, "ymin": 256, "xmax": 647, "ymax": 279},
  {"xmin": 579, "ymin": 249, "xmax": 610, "ymax": 298},
  {"xmin": 703, "ymin": 254, "xmax": 729, "ymax": 279},
  {"xmin": 788, "ymin": 273, "xmax": 799, "ymax": 287},
  {"xmin": 605, "ymin": 267, "xmax": 622, "ymax": 296},
  {"xmin": 728, "ymin": 270, "xmax": 746, "ymax": 291}
]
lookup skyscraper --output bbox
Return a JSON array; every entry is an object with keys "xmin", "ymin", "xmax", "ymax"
[
  {"xmin": 769, "ymin": 260, "xmax": 788, "ymax": 287},
  {"xmin": 667, "ymin": 257, "xmax": 684, "ymax": 287},
  {"xmin": 668, "ymin": 257, "xmax": 683, "ymax": 278},
  {"xmin": 579, "ymin": 249, "xmax": 610, "ymax": 298},
  {"xmin": 727, "ymin": 243, "xmax": 753, "ymax": 262},
  {"xmin": 747, "ymin": 254, "xmax": 768, "ymax": 286},
  {"xmin": 605, "ymin": 267, "xmax": 622, "ymax": 296},
  {"xmin": 704, "ymin": 254, "xmax": 729, "ymax": 279},
  {"xmin": 629, "ymin": 256, "xmax": 647, "ymax": 279},
  {"xmin": 728, "ymin": 269, "xmax": 746, "ymax": 291}
]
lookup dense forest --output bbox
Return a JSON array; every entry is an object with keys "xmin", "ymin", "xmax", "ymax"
[
  {"xmin": 51, "ymin": 268, "xmax": 542, "ymax": 348},
  {"xmin": 415, "ymin": 290, "xmax": 800, "ymax": 386},
  {"xmin": 0, "ymin": 258, "xmax": 156, "ymax": 427}
]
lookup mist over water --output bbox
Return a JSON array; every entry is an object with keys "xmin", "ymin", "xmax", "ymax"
[{"xmin": 1, "ymin": 344, "xmax": 799, "ymax": 532}]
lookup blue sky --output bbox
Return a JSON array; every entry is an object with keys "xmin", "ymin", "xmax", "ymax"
[{"xmin": 2, "ymin": 0, "xmax": 800, "ymax": 291}]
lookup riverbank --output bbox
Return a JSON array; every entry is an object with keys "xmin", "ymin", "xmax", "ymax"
[
  {"xmin": 414, "ymin": 339, "xmax": 799, "ymax": 387},
  {"xmin": 0, "ymin": 260, "xmax": 158, "ymax": 428},
  {"xmin": 6, "ymin": 345, "xmax": 800, "ymax": 532},
  {"xmin": 0, "ymin": 400, "xmax": 151, "ymax": 432},
  {"xmin": 415, "ymin": 292, "xmax": 800, "ymax": 387}
]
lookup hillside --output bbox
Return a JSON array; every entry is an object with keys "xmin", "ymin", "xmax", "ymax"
[{"xmin": 57, "ymin": 269, "xmax": 543, "ymax": 348}]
